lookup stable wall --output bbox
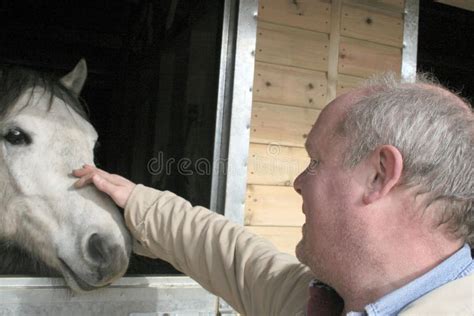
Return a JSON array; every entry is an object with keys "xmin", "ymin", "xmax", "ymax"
[{"xmin": 247, "ymin": 0, "xmax": 405, "ymax": 254}]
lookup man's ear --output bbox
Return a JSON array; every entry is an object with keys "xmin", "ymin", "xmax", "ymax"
[{"xmin": 363, "ymin": 145, "xmax": 403, "ymax": 204}]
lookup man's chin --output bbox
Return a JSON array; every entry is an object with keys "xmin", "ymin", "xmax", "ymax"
[{"xmin": 295, "ymin": 240, "xmax": 306, "ymax": 264}]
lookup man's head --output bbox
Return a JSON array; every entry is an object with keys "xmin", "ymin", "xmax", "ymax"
[{"xmin": 294, "ymin": 73, "xmax": 473, "ymax": 285}]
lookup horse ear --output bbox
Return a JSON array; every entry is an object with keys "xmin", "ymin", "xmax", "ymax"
[{"xmin": 60, "ymin": 59, "xmax": 87, "ymax": 95}]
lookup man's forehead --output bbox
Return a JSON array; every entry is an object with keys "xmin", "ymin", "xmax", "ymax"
[
  {"xmin": 312, "ymin": 89, "xmax": 365, "ymax": 126},
  {"xmin": 305, "ymin": 124, "xmax": 324, "ymax": 155},
  {"xmin": 305, "ymin": 88, "xmax": 371, "ymax": 150}
]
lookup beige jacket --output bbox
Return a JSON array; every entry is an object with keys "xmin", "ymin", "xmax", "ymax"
[{"xmin": 124, "ymin": 185, "xmax": 473, "ymax": 315}]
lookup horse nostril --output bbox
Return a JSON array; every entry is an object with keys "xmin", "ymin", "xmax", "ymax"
[
  {"xmin": 87, "ymin": 233, "xmax": 110, "ymax": 266},
  {"xmin": 83, "ymin": 233, "xmax": 127, "ymax": 284}
]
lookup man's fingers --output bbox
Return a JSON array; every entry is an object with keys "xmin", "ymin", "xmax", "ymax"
[
  {"xmin": 73, "ymin": 165, "xmax": 99, "ymax": 177},
  {"xmin": 73, "ymin": 165, "xmax": 118, "ymax": 185},
  {"xmin": 74, "ymin": 172, "xmax": 95, "ymax": 188},
  {"xmin": 91, "ymin": 174, "xmax": 129, "ymax": 208},
  {"xmin": 91, "ymin": 174, "xmax": 116, "ymax": 197},
  {"xmin": 72, "ymin": 165, "xmax": 134, "ymax": 208},
  {"xmin": 72, "ymin": 167, "xmax": 91, "ymax": 177}
]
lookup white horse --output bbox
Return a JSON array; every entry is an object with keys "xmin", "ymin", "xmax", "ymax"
[{"xmin": 0, "ymin": 60, "xmax": 132, "ymax": 291}]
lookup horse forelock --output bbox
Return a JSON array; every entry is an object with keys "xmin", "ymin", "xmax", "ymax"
[{"xmin": 0, "ymin": 65, "xmax": 90, "ymax": 121}]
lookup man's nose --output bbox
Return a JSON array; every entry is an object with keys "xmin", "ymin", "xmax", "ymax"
[{"xmin": 293, "ymin": 172, "xmax": 303, "ymax": 195}]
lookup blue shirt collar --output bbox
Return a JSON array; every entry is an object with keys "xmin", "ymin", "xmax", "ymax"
[{"xmin": 363, "ymin": 243, "xmax": 474, "ymax": 316}]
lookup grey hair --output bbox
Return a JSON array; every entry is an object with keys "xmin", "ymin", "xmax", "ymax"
[{"xmin": 340, "ymin": 73, "xmax": 473, "ymax": 246}]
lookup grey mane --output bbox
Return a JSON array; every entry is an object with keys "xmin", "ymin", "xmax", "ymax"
[{"xmin": 0, "ymin": 65, "xmax": 89, "ymax": 276}]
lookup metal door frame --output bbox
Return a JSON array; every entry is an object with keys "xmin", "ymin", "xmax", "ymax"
[{"xmin": 210, "ymin": 0, "xmax": 257, "ymax": 224}]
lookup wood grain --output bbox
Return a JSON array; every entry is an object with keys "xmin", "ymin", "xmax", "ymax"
[
  {"xmin": 338, "ymin": 36, "xmax": 402, "ymax": 78},
  {"xmin": 258, "ymin": 0, "xmax": 331, "ymax": 33},
  {"xmin": 254, "ymin": 62, "xmax": 328, "ymax": 109},
  {"xmin": 256, "ymin": 22, "xmax": 329, "ymax": 71},
  {"xmin": 246, "ymin": 184, "xmax": 305, "ymax": 227},
  {"xmin": 337, "ymin": 74, "xmax": 365, "ymax": 95},
  {"xmin": 250, "ymin": 102, "xmax": 320, "ymax": 147},
  {"xmin": 247, "ymin": 143, "xmax": 309, "ymax": 186},
  {"xmin": 341, "ymin": 4, "xmax": 403, "ymax": 47},
  {"xmin": 343, "ymin": 0, "xmax": 405, "ymax": 13},
  {"xmin": 247, "ymin": 226, "xmax": 302, "ymax": 255}
]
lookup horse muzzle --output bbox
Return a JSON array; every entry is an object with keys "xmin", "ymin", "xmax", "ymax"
[{"xmin": 58, "ymin": 231, "xmax": 131, "ymax": 292}]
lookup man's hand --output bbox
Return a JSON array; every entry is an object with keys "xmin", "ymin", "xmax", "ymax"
[{"xmin": 73, "ymin": 164, "xmax": 136, "ymax": 208}]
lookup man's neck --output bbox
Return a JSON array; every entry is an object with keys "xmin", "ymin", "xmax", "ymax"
[{"xmin": 332, "ymin": 236, "xmax": 463, "ymax": 313}]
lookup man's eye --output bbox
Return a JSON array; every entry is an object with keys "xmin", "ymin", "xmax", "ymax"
[
  {"xmin": 307, "ymin": 159, "xmax": 319, "ymax": 172},
  {"xmin": 4, "ymin": 128, "xmax": 32, "ymax": 146}
]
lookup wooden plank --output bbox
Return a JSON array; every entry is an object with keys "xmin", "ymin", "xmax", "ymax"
[
  {"xmin": 247, "ymin": 143, "xmax": 308, "ymax": 186},
  {"xmin": 250, "ymin": 102, "xmax": 320, "ymax": 147},
  {"xmin": 326, "ymin": 0, "xmax": 343, "ymax": 103},
  {"xmin": 253, "ymin": 62, "xmax": 328, "ymax": 109},
  {"xmin": 338, "ymin": 37, "xmax": 401, "ymax": 78},
  {"xmin": 341, "ymin": 4, "xmax": 404, "ymax": 47},
  {"xmin": 256, "ymin": 22, "xmax": 329, "ymax": 71},
  {"xmin": 246, "ymin": 184, "xmax": 305, "ymax": 227},
  {"xmin": 258, "ymin": 0, "xmax": 331, "ymax": 33},
  {"xmin": 344, "ymin": 0, "xmax": 405, "ymax": 13},
  {"xmin": 247, "ymin": 226, "xmax": 302, "ymax": 255},
  {"xmin": 337, "ymin": 74, "xmax": 365, "ymax": 95}
]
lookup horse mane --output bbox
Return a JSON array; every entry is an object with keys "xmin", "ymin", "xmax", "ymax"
[
  {"xmin": 0, "ymin": 65, "xmax": 89, "ymax": 120},
  {"xmin": 0, "ymin": 240, "xmax": 58, "ymax": 276}
]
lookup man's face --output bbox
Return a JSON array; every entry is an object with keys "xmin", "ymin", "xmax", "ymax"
[{"xmin": 294, "ymin": 91, "xmax": 368, "ymax": 278}]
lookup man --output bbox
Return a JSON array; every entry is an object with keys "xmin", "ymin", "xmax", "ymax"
[{"xmin": 74, "ymin": 74, "xmax": 473, "ymax": 315}]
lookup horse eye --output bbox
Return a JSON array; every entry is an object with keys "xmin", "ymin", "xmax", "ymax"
[{"xmin": 4, "ymin": 128, "xmax": 32, "ymax": 145}]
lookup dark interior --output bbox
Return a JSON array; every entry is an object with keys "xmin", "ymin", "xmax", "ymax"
[
  {"xmin": 0, "ymin": 0, "xmax": 223, "ymax": 274},
  {"xmin": 418, "ymin": 1, "xmax": 473, "ymax": 256},
  {"xmin": 418, "ymin": 0, "xmax": 474, "ymax": 105}
]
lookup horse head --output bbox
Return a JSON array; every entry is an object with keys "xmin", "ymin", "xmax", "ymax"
[{"xmin": 0, "ymin": 60, "xmax": 132, "ymax": 291}]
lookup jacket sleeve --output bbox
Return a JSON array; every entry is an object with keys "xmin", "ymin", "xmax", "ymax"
[{"xmin": 124, "ymin": 184, "xmax": 314, "ymax": 315}]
